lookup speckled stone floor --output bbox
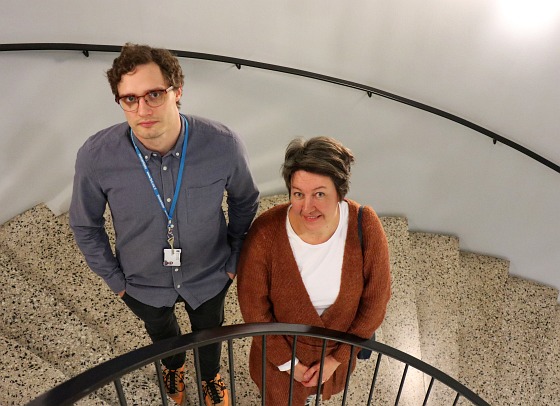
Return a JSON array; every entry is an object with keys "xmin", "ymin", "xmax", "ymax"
[{"xmin": 0, "ymin": 194, "xmax": 559, "ymax": 405}]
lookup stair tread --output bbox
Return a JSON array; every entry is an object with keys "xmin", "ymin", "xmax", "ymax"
[
  {"xmin": 0, "ymin": 251, "xmax": 162, "ymax": 405},
  {"xmin": 496, "ymin": 276, "xmax": 558, "ymax": 405},
  {"xmin": 0, "ymin": 334, "xmax": 67, "ymax": 404},
  {"xmin": 538, "ymin": 304, "xmax": 560, "ymax": 404},
  {"xmin": 409, "ymin": 232, "xmax": 461, "ymax": 403},
  {"xmin": 377, "ymin": 217, "xmax": 425, "ymax": 404},
  {"xmin": 0, "ymin": 204, "xmax": 155, "ymax": 356},
  {"xmin": 458, "ymin": 251, "xmax": 509, "ymax": 404}
]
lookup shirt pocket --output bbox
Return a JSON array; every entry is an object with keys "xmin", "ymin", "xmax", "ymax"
[{"xmin": 186, "ymin": 178, "xmax": 227, "ymax": 225}]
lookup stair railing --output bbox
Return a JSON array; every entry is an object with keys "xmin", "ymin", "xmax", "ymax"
[
  {"xmin": 1, "ymin": 42, "xmax": 559, "ymax": 175},
  {"xmin": 26, "ymin": 322, "xmax": 490, "ymax": 406}
]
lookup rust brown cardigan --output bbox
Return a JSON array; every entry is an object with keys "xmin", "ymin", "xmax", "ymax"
[{"xmin": 237, "ymin": 199, "xmax": 391, "ymax": 405}]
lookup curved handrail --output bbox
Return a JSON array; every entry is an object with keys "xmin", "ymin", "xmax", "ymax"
[
  {"xmin": 26, "ymin": 322, "xmax": 489, "ymax": 406},
  {"xmin": 1, "ymin": 42, "xmax": 559, "ymax": 174}
]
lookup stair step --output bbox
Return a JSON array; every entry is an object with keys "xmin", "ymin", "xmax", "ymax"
[
  {"xmin": 0, "ymin": 335, "xmax": 108, "ymax": 406},
  {"xmin": 376, "ymin": 217, "xmax": 424, "ymax": 404},
  {"xmin": 457, "ymin": 252, "xmax": 509, "ymax": 405},
  {"xmin": 0, "ymin": 334, "xmax": 66, "ymax": 405},
  {"xmin": 0, "ymin": 250, "xmax": 161, "ymax": 405},
  {"xmin": 538, "ymin": 304, "xmax": 560, "ymax": 404},
  {"xmin": 495, "ymin": 276, "xmax": 558, "ymax": 406},
  {"xmin": 256, "ymin": 194, "xmax": 289, "ymax": 216},
  {"xmin": 0, "ymin": 204, "xmax": 155, "ymax": 355},
  {"xmin": 409, "ymin": 232, "xmax": 461, "ymax": 403},
  {"xmin": 0, "ymin": 250, "xmax": 112, "ymax": 375}
]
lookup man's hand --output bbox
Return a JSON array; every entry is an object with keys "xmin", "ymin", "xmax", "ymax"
[
  {"xmin": 118, "ymin": 290, "xmax": 125, "ymax": 298},
  {"xmin": 227, "ymin": 272, "xmax": 236, "ymax": 280}
]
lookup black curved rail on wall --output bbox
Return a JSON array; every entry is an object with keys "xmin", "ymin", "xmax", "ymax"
[
  {"xmin": 2, "ymin": 42, "xmax": 558, "ymax": 174},
  {"xmin": 26, "ymin": 323, "xmax": 490, "ymax": 406}
]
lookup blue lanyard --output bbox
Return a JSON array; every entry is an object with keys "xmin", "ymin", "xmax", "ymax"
[{"xmin": 130, "ymin": 116, "xmax": 189, "ymax": 241}]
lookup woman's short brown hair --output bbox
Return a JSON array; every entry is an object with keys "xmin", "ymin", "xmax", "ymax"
[
  {"xmin": 106, "ymin": 43, "xmax": 185, "ymax": 107},
  {"xmin": 281, "ymin": 136, "xmax": 355, "ymax": 201}
]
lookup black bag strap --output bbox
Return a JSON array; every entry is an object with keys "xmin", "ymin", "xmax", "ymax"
[
  {"xmin": 357, "ymin": 205, "xmax": 375, "ymax": 359},
  {"xmin": 358, "ymin": 205, "xmax": 364, "ymax": 253}
]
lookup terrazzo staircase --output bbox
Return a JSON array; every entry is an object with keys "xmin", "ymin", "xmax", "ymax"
[
  {"xmin": 408, "ymin": 232, "xmax": 461, "ymax": 405},
  {"xmin": 1, "ymin": 195, "xmax": 559, "ymax": 405},
  {"xmin": 0, "ymin": 208, "xmax": 167, "ymax": 405}
]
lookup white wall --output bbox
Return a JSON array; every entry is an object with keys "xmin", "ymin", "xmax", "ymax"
[{"xmin": 1, "ymin": 0, "xmax": 559, "ymax": 300}]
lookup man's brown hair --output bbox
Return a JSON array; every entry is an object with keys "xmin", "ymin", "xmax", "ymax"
[{"xmin": 106, "ymin": 43, "xmax": 185, "ymax": 107}]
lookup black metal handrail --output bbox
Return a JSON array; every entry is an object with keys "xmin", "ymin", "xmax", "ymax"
[
  {"xmin": 26, "ymin": 323, "xmax": 490, "ymax": 406},
  {"xmin": 2, "ymin": 42, "xmax": 559, "ymax": 175}
]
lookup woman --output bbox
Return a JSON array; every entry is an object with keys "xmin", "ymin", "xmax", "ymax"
[{"xmin": 237, "ymin": 136, "xmax": 391, "ymax": 405}]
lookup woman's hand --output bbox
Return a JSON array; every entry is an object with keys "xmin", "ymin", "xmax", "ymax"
[
  {"xmin": 300, "ymin": 356, "xmax": 341, "ymax": 387},
  {"xmin": 287, "ymin": 362, "xmax": 311, "ymax": 383}
]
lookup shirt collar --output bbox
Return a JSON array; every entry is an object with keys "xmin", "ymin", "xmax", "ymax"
[{"xmin": 129, "ymin": 115, "xmax": 186, "ymax": 161}]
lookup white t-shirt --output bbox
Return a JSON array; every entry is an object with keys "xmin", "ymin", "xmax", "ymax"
[
  {"xmin": 286, "ymin": 201, "xmax": 349, "ymax": 316},
  {"xmin": 278, "ymin": 201, "xmax": 349, "ymax": 371}
]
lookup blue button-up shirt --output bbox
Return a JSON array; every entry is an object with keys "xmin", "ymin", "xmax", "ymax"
[{"xmin": 69, "ymin": 115, "xmax": 259, "ymax": 309}]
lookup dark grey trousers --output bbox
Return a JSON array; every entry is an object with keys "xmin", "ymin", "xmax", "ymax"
[{"xmin": 121, "ymin": 280, "xmax": 231, "ymax": 381}]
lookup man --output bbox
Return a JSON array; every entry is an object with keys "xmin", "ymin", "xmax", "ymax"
[{"xmin": 69, "ymin": 43, "xmax": 259, "ymax": 406}]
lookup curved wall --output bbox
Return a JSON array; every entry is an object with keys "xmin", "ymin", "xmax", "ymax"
[{"xmin": 1, "ymin": 0, "xmax": 559, "ymax": 300}]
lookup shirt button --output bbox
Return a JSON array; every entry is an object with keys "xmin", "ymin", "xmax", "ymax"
[
  {"xmin": 163, "ymin": 166, "xmax": 168, "ymax": 171},
  {"xmin": 144, "ymin": 155, "xmax": 149, "ymax": 160},
  {"xmin": 166, "ymin": 198, "xmax": 171, "ymax": 203},
  {"xmin": 177, "ymin": 285, "xmax": 180, "ymax": 289},
  {"xmin": 175, "ymin": 268, "xmax": 179, "ymax": 272},
  {"xmin": 152, "ymin": 153, "xmax": 157, "ymax": 157},
  {"xmin": 175, "ymin": 152, "xmax": 180, "ymax": 157}
]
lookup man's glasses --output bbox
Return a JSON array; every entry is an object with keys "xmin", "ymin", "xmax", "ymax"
[{"xmin": 116, "ymin": 86, "xmax": 174, "ymax": 112}]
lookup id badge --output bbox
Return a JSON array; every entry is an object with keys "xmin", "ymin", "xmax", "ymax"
[{"xmin": 163, "ymin": 248, "xmax": 181, "ymax": 266}]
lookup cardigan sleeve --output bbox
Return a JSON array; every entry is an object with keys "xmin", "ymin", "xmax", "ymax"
[
  {"xmin": 237, "ymin": 213, "xmax": 297, "ymax": 367},
  {"xmin": 331, "ymin": 205, "xmax": 391, "ymax": 363}
]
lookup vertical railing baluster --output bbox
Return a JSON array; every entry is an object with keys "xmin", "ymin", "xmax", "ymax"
[
  {"xmin": 113, "ymin": 377, "xmax": 127, "ymax": 405},
  {"xmin": 341, "ymin": 345, "xmax": 356, "ymax": 406},
  {"xmin": 262, "ymin": 335, "xmax": 267, "ymax": 406},
  {"xmin": 452, "ymin": 393, "xmax": 461, "ymax": 406},
  {"xmin": 366, "ymin": 353, "xmax": 382, "ymax": 406},
  {"xmin": 154, "ymin": 361, "xmax": 169, "ymax": 406},
  {"xmin": 314, "ymin": 339, "xmax": 328, "ymax": 405},
  {"xmin": 422, "ymin": 377, "xmax": 435, "ymax": 406},
  {"xmin": 193, "ymin": 347, "xmax": 204, "ymax": 406},
  {"xmin": 288, "ymin": 335, "xmax": 298, "ymax": 406},
  {"xmin": 228, "ymin": 339, "xmax": 236, "ymax": 406},
  {"xmin": 394, "ymin": 364, "xmax": 409, "ymax": 405}
]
